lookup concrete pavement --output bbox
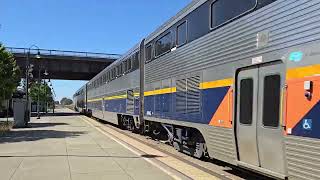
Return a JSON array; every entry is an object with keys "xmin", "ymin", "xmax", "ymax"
[{"xmin": 0, "ymin": 109, "xmax": 175, "ymax": 180}]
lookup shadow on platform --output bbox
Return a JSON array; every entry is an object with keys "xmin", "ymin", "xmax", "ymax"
[
  {"xmin": 28, "ymin": 122, "xmax": 69, "ymax": 128},
  {"xmin": 0, "ymin": 129, "xmax": 85, "ymax": 144},
  {"xmin": 31, "ymin": 112, "xmax": 79, "ymax": 117}
]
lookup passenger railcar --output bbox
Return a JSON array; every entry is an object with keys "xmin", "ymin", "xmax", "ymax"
[
  {"xmin": 73, "ymin": 85, "xmax": 87, "ymax": 114},
  {"xmin": 74, "ymin": 0, "xmax": 320, "ymax": 179}
]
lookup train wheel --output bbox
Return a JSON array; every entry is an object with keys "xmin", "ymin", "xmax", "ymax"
[
  {"xmin": 193, "ymin": 142, "xmax": 206, "ymax": 159},
  {"xmin": 173, "ymin": 141, "xmax": 182, "ymax": 152}
]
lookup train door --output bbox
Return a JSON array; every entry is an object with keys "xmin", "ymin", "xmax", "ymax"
[
  {"xmin": 236, "ymin": 61, "xmax": 286, "ymax": 176},
  {"xmin": 236, "ymin": 67, "xmax": 259, "ymax": 166}
]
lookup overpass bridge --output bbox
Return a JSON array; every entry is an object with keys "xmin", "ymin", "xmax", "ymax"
[{"xmin": 7, "ymin": 47, "xmax": 121, "ymax": 80}]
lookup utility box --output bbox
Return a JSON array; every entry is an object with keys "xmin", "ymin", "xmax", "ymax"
[{"xmin": 13, "ymin": 98, "xmax": 27, "ymax": 128}]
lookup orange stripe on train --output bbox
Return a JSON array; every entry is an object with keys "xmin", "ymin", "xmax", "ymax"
[
  {"xmin": 209, "ymin": 87, "xmax": 233, "ymax": 128},
  {"xmin": 285, "ymin": 76, "xmax": 320, "ymax": 134}
]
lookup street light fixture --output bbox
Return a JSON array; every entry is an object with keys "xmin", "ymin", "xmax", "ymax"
[
  {"xmin": 35, "ymin": 51, "xmax": 41, "ymax": 59},
  {"xmin": 44, "ymin": 69, "xmax": 49, "ymax": 76}
]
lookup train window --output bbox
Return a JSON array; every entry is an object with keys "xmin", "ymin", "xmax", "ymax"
[
  {"xmin": 119, "ymin": 65, "xmax": 122, "ymax": 75},
  {"xmin": 111, "ymin": 70, "xmax": 113, "ymax": 79},
  {"xmin": 263, "ymin": 75, "xmax": 280, "ymax": 127},
  {"xmin": 128, "ymin": 58, "xmax": 132, "ymax": 71},
  {"xmin": 116, "ymin": 65, "xmax": 121, "ymax": 77},
  {"xmin": 155, "ymin": 32, "xmax": 172, "ymax": 57},
  {"xmin": 107, "ymin": 71, "xmax": 110, "ymax": 81},
  {"xmin": 122, "ymin": 61, "xmax": 127, "ymax": 73},
  {"xmin": 102, "ymin": 74, "xmax": 106, "ymax": 83},
  {"xmin": 256, "ymin": 0, "xmax": 277, "ymax": 9},
  {"xmin": 133, "ymin": 52, "xmax": 139, "ymax": 70},
  {"xmin": 240, "ymin": 78, "xmax": 253, "ymax": 125},
  {"xmin": 146, "ymin": 44, "xmax": 152, "ymax": 61},
  {"xmin": 177, "ymin": 21, "xmax": 187, "ymax": 46},
  {"xmin": 112, "ymin": 68, "xmax": 116, "ymax": 79},
  {"xmin": 210, "ymin": 0, "xmax": 257, "ymax": 29},
  {"xmin": 131, "ymin": 55, "xmax": 135, "ymax": 69}
]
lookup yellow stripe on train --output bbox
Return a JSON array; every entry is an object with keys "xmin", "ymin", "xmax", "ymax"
[
  {"xmin": 88, "ymin": 78, "xmax": 234, "ymax": 102},
  {"xmin": 144, "ymin": 87, "xmax": 177, "ymax": 96},
  {"xmin": 88, "ymin": 94, "xmax": 127, "ymax": 102},
  {"xmin": 87, "ymin": 98, "xmax": 103, "ymax": 102},
  {"xmin": 199, "ymin": 78, "xmax": 233, "ymax": 89},
  {"xmin": 104, "ymin": 94, "xmax": 127, "ymax": 100},
  {"xmin": 287, "ymin": 64, "xmax": 320, "ymax": 79}
]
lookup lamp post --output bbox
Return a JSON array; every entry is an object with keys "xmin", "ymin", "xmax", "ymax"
[
  {"xmin": 37, "ymin": 68, "xmax": 41, "ymax": 119},
  {"xmin": 25, "ymin": 45, "xmax": 41, "ymax": 125},
  {"xmin": 51, "ymin": 84, "xmax": 56, "ymax": 114},
  {"xmin": 43, "ymin": 70, "xmax": 49, "ymax": 114}
]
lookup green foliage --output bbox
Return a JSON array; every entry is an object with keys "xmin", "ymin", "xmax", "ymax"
[
  {"xmin": 60, "ymin": 97, "xmax": 73, "ymax": 105},
  {"xmin": 0, "ymin": 43, "xmax": 21, "ymax": 109},
  {"xmin": 29, "ymin": 81, "xmax": 53, "ymax": 103}
]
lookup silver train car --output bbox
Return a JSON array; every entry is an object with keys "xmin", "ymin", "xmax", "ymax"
[
  {"xmin": 74, "ymin": 0, "xmax": 320, "ymax": 179},
  {"xmin": 73, "ymin": 85, "xmax": 87, "ymax": 114}
]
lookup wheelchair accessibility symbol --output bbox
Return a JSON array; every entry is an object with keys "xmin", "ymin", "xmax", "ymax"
[{"xmin": 303, "ymin": 119, "xmax": 312, "ymax": 130}]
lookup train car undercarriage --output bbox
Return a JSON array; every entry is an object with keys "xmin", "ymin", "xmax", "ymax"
[{"xmin": 115, "ymin": 114, "xmax": 208, "ymax": 159}]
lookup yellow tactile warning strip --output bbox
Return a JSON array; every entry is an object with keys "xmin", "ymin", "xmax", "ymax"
[{"xmin": 80, "ymin": 116, "xmax": 219, "ymax": 180}]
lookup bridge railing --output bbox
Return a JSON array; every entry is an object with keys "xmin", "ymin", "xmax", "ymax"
[{"xmin": 6, "ymin": 47, "xmax": 121, "ymax": 59}]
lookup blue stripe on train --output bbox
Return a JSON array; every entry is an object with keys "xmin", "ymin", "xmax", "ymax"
[
  {"xmin": 202, "ymin": 87, "xmax": 229, "ymax": 123},
  {"xmin": 104, "ymin": 99, "xmax": 126, "ymax": 113},
  {"xmin": 134, "ymin": 97, "xmax": 140, "ymax": 115},
  {"xmin": 292, "ymin": 101, "xmax": 320, "ymax": 139},
  {"xmin": 98, "ymin": 86, "xmax": 229, "ymax": 124},
  {"xmin": 144, "ymin": 87, "xmax": 229, "ymax": 124},
  {"xmin": 102, "ymin": 98, "xmax": 140, "ymax": 115}
]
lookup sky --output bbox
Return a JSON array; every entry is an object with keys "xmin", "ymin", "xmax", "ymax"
[{"xmin": 0, "ymin": 0, "xmax": 192, "ymax": 101}]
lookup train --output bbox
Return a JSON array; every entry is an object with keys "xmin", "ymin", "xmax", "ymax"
[{"xmin": 73, "ymin": 0, "xmax": 320, "ymax": 179}]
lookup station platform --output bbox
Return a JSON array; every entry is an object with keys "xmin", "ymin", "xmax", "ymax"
[{"xmin": 0, "ymin": 108, "xmax": 218, "ymax": 180}]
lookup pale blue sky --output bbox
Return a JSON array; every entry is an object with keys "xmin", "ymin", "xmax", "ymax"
[{"xmin": 1, "ymin": 0, "xmax": 191, "ymax": 101}]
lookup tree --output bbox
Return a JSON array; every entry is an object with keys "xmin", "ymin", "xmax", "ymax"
[
  {"xmin": 0, "ymin": 44, "xmax": 21, "ymax": 110},
  {"xmin": 29, "ymin": 81, "xmax": 53, "ymax": 104},
  {"xmin": 60, "ymin": 97, "xmax": 73, "ymax": 105}
]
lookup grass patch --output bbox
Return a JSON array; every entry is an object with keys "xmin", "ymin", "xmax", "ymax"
[{"xmin": 0, "ymin": 121, "xmax": 13, "ymax": 135}]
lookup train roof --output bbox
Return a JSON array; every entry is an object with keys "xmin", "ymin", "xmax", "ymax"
[
  {"xmin": 86, "ymin": 0, "xmax": 207, "ymax": 85},
  {"xmin": 88, "ymin": 43, "xmax": 139, "ymax": 84},
  {"xmin": 73, "ymin": 84, "xmax": 86, "ymax": 96},
  {"xmin": 145, "ymin": 0, "xmax": 206, "ymax": 43}
]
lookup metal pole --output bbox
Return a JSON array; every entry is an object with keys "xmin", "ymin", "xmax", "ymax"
[
  {"xmin": 6, "ymin": 99, "xmax": 9, "ymax": 125},
  {"xmin": 45, "ymin": 81, "xmax": 47, "ymax": 114},
  {"xmin": 37, "ymin": 68, "xmax": 41, "ymax": 119},
  {"xmin": 25, "ymin": 52, "xmax": 30, "ymax": 125}
]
